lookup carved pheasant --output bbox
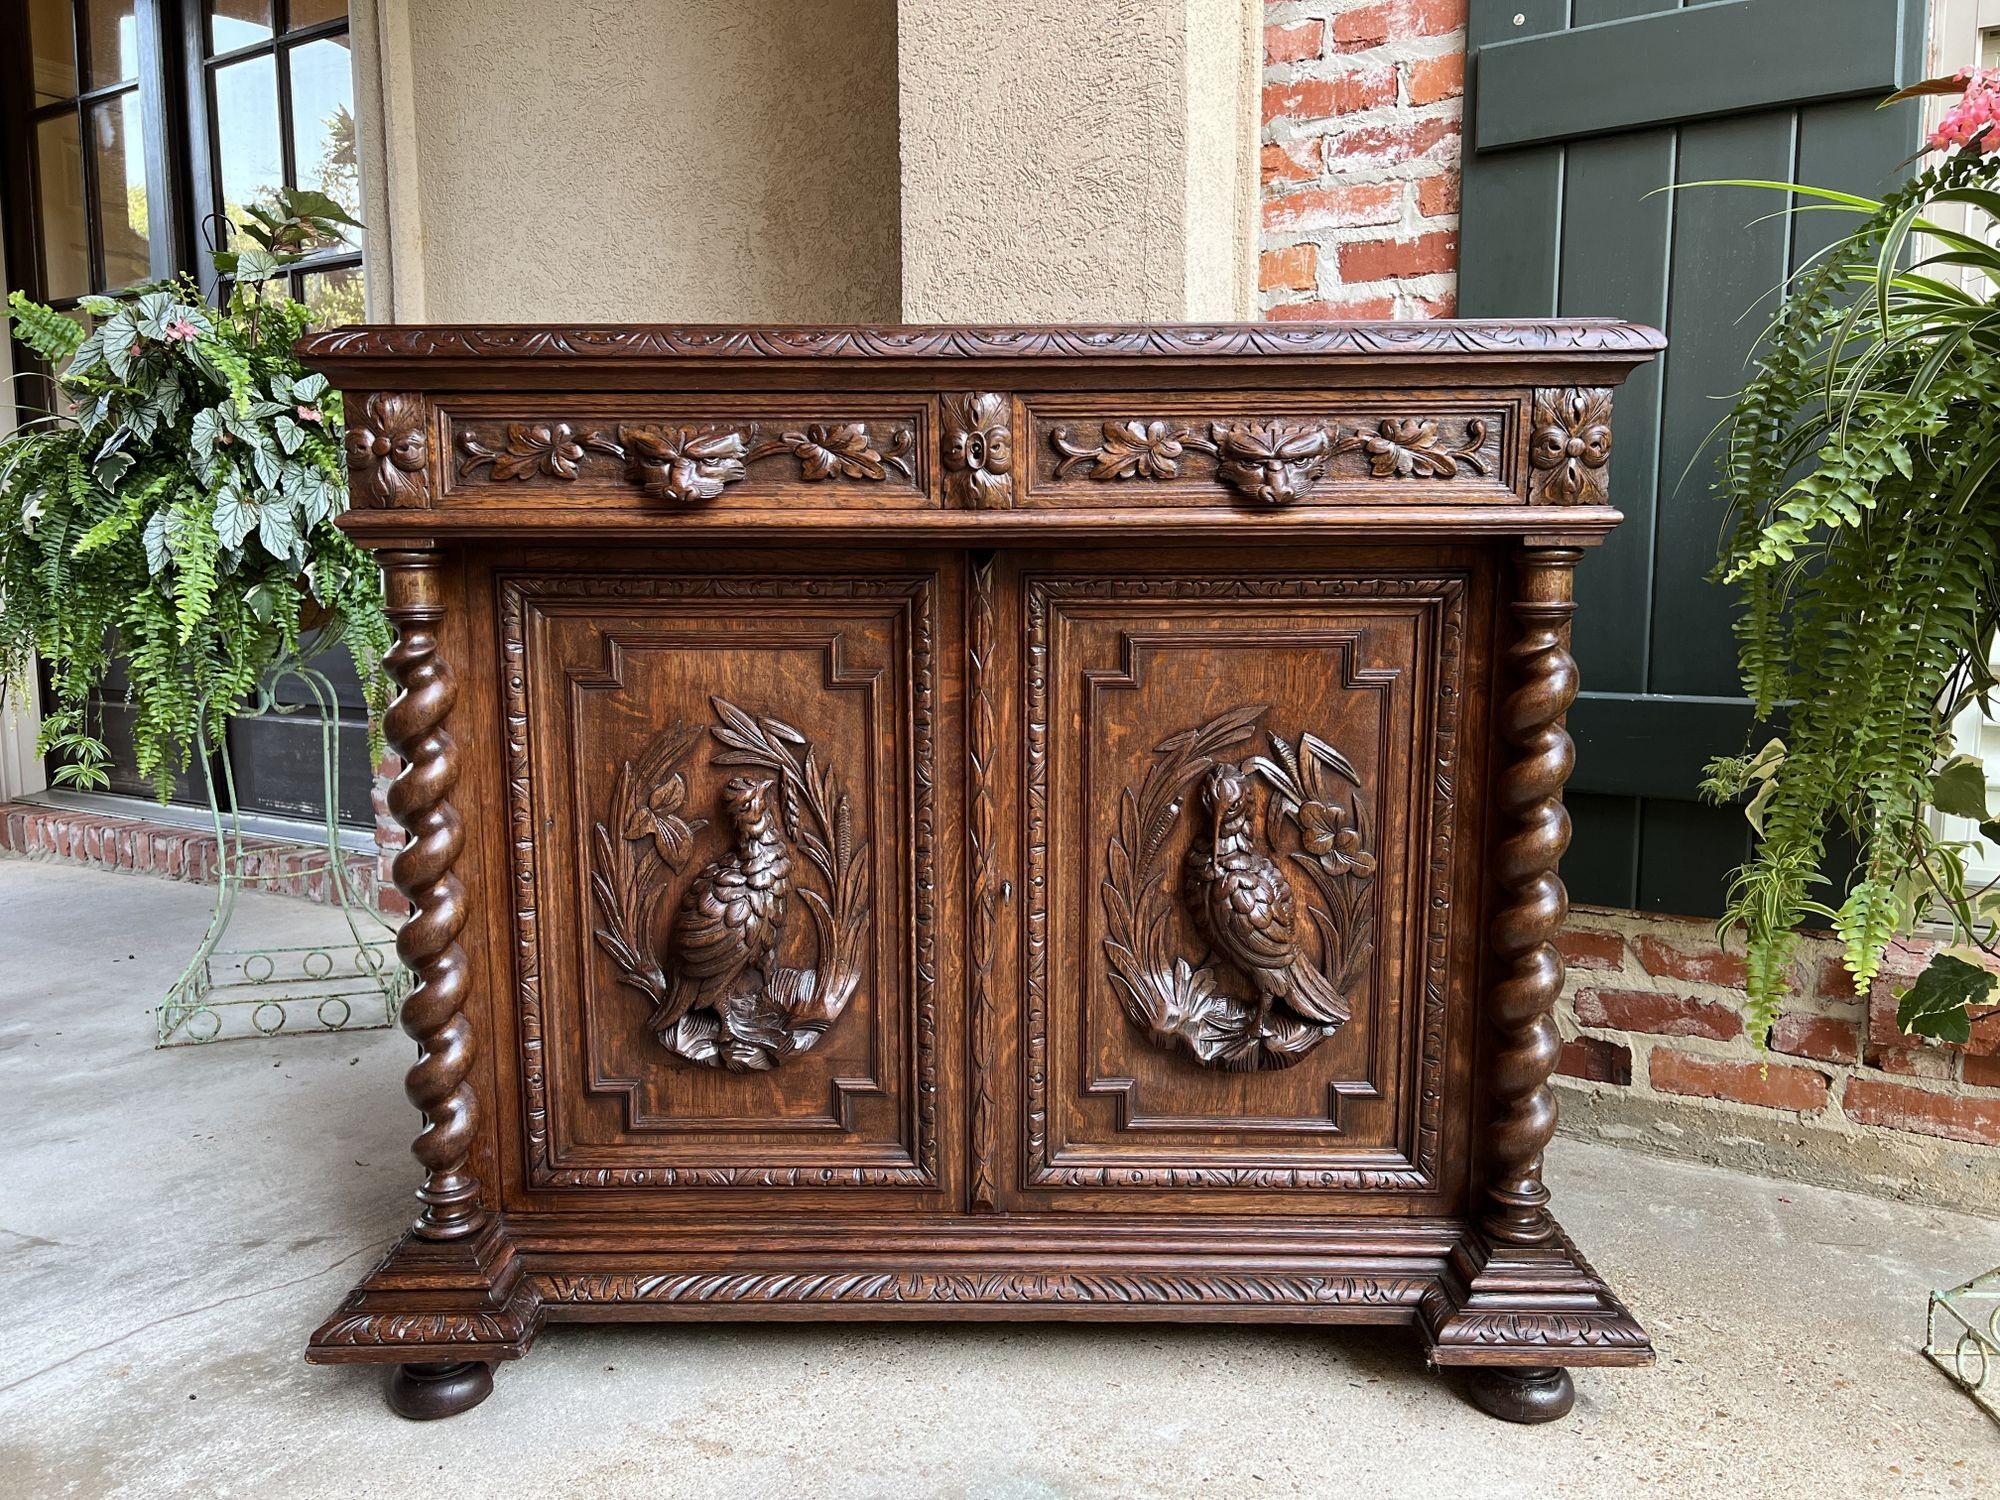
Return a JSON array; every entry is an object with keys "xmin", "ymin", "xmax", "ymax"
[
  {"xmin": 655, "ymin": 776, "xmax": 794, "ymax": 1064},
  {"xmin": 1184, "ymin": 763, "xmax": 1351, "ymax": 1033}
]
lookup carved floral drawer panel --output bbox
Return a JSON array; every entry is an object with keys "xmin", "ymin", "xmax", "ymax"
[{"xmin": 301, "ymin": 320, "xmax": 1663, "ymax": 1426}]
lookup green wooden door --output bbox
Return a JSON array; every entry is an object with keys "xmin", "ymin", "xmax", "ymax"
[{"xmin": 1461, "ymin": 0, "xmax": 1927, "ymax": 915}]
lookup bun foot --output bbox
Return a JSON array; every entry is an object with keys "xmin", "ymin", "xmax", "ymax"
[
  {"xmin": 1465, "ymin": 1365, "xmax": 1574, "ymax": 1424},
  {"xmin": 387, "ymin": 1360, "xmax": 495, "ymax": 1420}
]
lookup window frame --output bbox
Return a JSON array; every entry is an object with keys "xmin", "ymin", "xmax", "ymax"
[
  {"xmin": 1, "ymin": 0, "xmax": 190, "ymax": 314},
  {"xmin": 178, "ymin": 0, "xmax": 361, "ymax": 307}
]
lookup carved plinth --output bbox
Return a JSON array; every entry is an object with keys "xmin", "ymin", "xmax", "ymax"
[
  {"xmin": 302, "ymin": 322, "xmax": 1661, "ymax": 1423},
  {"xmin": 306, "ymin": 1219, "xmax": 541, "ymax": 1379}
]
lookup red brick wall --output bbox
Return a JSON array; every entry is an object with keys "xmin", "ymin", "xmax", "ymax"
[
  {"xmin": 1260, "ymin": 0, "xmax": 1466, "ymax": 319},
  {"xmin": 1558, "ymin": 909, "xmax": 2000, "ymax": 1153}
]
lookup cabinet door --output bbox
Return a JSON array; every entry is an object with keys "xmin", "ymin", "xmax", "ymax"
[
  {"xmin": 493, "ymin": 556, "xmax": 957, "ymax": 1209},
  {"xmin": 984, "ymin": 550, "xmax": 1487, "ymax": 1214}
]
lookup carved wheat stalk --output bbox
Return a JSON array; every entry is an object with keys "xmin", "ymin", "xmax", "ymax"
[
  {"xmin": 1483, "ymin": 548, "xmax": 1581, "ymax": 1247},
  {"xmin": 379, "ymin": 551, "xmax": 484, "ymax": 1241}
]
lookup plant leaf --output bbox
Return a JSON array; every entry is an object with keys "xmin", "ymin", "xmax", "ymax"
[{"xmin": 1896, "ymin": 952, "xmax": 1995, "ymax": 1045}]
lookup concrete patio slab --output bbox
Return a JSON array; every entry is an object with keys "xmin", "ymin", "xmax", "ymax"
[{"xmin": 0, "ymin": 856, "xmax": 1994, "ymax": 1499}]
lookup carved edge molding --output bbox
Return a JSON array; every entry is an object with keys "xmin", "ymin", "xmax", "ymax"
[
  {"xmin": 1482, "ymin": 548, "xmax": 1581, "ymax": 1246},
  {"xmin": 380, "ymin": 551, "xmax": 483, "ymax": 1239},
  {"xmin": 537, "ymin": 1270, "xmax": 1436, "ymax": 1308},
  {"xmin": 302, "ymin": 321, "xmax": 1666, "ymax": 363},
  {"xmin": 1527, "ymin": 388, "xmax": 1613, "ymax": 506},
  {"xmin": 346, "ymin": 392, "xmax": 430, "ymax": 507},
  {"xmin": 1049, "ymin": 416, "xmax": 1493, "ymax": 506},
  {"xmin": 500, "ymin": 574, "xmax": 940, "ymax": 1190},
  {"xmin": 1022, "ymin": 574, "xmax": 1464, "ymax": 1191},
  {"xmin": 454, "ymin": 420, "xmax": 918, "ymax": 504},
  {"xmin": 967, "ymin": 555, "xmax": 1000, "ymax": 1210}
]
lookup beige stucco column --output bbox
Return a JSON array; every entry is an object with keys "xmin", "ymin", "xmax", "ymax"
[{"xmin": 896, "ymin": 0, "xmax": 1259, "ymax": 322}]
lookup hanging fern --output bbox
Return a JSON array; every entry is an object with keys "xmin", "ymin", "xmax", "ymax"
[
  {"xmin": 1702, "ymin": 78, "xmax": 2000, "ymax": 1048},
  {"xmin": 0, "ymin": 189, "xmax": 385, "ymax": 800}
]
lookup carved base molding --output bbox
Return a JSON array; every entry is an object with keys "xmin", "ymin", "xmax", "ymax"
[
  {"xmin": 305, "ymin": 1221, "xmax": 541, "ymax": 1367},
  {"xmin": 306, "ymin": 1216, "xmax": 1650, "ymax": 1368},
  {"xmin": 1416, "ymin": 1227, "xmax": 1653, "ymax": 1369}
]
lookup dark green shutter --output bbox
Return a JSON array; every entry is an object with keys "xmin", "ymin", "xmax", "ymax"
[{"xmin": 1460, "ymin": 0, "xmax": 1927, "ymax": 916}]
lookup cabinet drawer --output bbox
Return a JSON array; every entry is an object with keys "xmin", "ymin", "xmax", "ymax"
[
  {"xmin": 1015, "ymin": 393, "xmax": 1523, "ymax": 508},
  {"xmin": 440, "ymin": 399, "xmax": 935, "ymax": 512}
]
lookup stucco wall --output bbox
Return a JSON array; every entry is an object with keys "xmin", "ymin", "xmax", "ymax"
[
  {"xmin": 898, "ymin": 0, "xmax": 1256, "ymax": 321},
  {"xmin": 364, "ymin": 0, "xmax": 901, "ymax": 323}
]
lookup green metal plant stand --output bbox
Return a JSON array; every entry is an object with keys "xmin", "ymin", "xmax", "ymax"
[
  {"xmin": 1927, "ymin": 1267, "xmax": 2000, "ymax": 1426},
  {"xmin": 153, "ymin": 656, "xmax": 408, "ymax": 1046}
]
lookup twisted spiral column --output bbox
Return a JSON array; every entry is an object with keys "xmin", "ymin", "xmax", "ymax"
[
  {"xmin": 1482, "ymin": 547, "xmax": 1581, "ymax": 1247},
  {"xmin": 381, "ymin": 550, "xmax": 484, "ymax": 1241}
]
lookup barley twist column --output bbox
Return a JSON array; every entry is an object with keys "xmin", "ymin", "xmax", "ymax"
[
  {"xmin": 380, "ymin": 550, "xmax": 484, "ymax": 1241},
  {"xmin": 1482, "ymin": 546, "xmax": 1581, "ymax": 1247}
]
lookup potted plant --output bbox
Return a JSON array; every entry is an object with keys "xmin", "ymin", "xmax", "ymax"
[
  {"xmin": 1703, "ymin": 69, "xmax": 2000, "ymax": 1046},
  {"xmin": 0, "ymin": 190, "xmax": 390, "ymax": 799}
]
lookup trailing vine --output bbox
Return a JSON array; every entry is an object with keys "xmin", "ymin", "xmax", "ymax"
[
  {"xmin": 1702, "ymin": 72, "xmax": 2000, "ymax": 1046},
  {"xmin": 0, "ymin": 190, "xmax": 389, "ymax": 797}
]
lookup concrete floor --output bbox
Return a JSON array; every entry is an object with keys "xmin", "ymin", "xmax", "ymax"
[{"xmin": 1, "ymin": 857, "xmax": 1996, "ymax": 1499}]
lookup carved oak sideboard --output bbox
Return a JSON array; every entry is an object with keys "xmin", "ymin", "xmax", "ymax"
[{"xmin": 300, "ymin": 320, "xmax": 1663, "ymax": 1424}]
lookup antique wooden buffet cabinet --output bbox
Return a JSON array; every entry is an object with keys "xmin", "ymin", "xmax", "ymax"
[{"xmin": 299, "ymin": 319, "xmax": 1663, "ymax": 1423}]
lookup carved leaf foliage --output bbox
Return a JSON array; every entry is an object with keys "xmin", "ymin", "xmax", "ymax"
[
  {"xmin": 1361, "ymin": 417, "xmax": 1491, "ymax": 479},
  {"xmin": 1052, "ymin": 419, "xmax": 1188, "ymax": 480},
  {"xmin": 784, "ymin": 422, "xmax": 886, "ymax": 482}
]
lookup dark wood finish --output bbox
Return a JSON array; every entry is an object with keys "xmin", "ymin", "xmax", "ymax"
[{"xmin": 302, "ymin": 320, "xmax": 1662, "ymax": 1423}]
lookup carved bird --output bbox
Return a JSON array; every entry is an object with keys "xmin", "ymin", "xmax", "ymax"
[
  {"xmin": 1184, "ymin": 763, "xmax": 1350, "ymax": 1033},
  {"xmin": 655, "ymin": 776, "xmax": 794, "ymax": 1056}
]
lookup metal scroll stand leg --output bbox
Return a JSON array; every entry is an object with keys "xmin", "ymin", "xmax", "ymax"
[
  {"xmin": 154, "ymin": 656, "xmax": 411, "ymax": 1046},
  {"xmin": 1927, "ymin": 1268, "xmax": 2000, "ymax": 1426}
]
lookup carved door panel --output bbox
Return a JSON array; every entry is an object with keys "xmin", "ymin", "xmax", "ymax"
[
  {"xmin": 987, "ymin": 550, "xmax": 1485, "ymax": 1214},
  {"xmin": 495, "ymin": 556, "xmax": 955, "ymax": 1207}
]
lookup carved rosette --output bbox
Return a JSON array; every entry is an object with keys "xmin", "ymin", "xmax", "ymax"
[
  {"xmin": 379, "ymin": 551, "xmax": 483, "ymax": 1240},
  {"xmin": 941, "ymin": 392, "xmax": 1013, "ymax": 507},
  {"xmin": 1049, "ymin": 415, "xmax": 1491, "ymax": 505},
  {"xmin": 1528, "ymin": 388, "xmax": 1613, "ymax": 505},
  {"xmin": 1101, "ymin": 704, "xmax": 1375, "ymax": 1072},
  {"xmin": 345, "ymin": 392, "xmax": 430, "ymax": 506},
  {"xmin": 452, "ymin": 420, "xmax": 916, "ymax": 502},
  {"xmin": 1483, "ymin": 548, "xmax": 1582, "ymax": 1245},
  {"xmin": 590, "ymin": 697, "xmax": 869, "ymax": 1072}
]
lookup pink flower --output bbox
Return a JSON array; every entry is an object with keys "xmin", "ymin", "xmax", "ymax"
[
  {"xmin": 1929, "ymin": 67, "xmax": 2000, "ymax": 155},
  {"xmin": 296, "ymin": 403, "xmax": 322, "ymax": 423},
  {"xmin": 163, "ymin": 317, "xmax": 201, "ymax": 342}
]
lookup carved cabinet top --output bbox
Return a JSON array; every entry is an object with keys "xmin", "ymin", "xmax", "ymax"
[
  {"xmin": 302, "ymin": 320, "xmax": 1663, "ymax": 541},
  {"xmin": 299, "ymin": 318, "xmax": 1663, "ymax": 372}
]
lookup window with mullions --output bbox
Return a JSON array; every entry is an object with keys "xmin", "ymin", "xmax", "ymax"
[
  {"xmin": 20, "ymin": 0, "xmax": 176, "ymax": 303},
  {"xmin": 5, "ymin": 0, "xmax": 371, "ymax": 829},
  {"xmin": 187, "ymin": 1, "xmax": 362, "ymax": 324}
]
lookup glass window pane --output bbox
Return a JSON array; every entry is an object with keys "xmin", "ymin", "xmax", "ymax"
[
  {"xmin": 299, "ymin": 263, "xmax": 363, "ymax": 327},
  {"xmin": 91, "ymin": 91, "xmax": 149, "ymax": 288},
  {"xmin": 287, "ymin": 0, "xmax": 346, "ymax": 30},
  {"xmin": 211, "ymin": 54, "xmax": 282, "ymax": 242},
  {"xmin": 287, "ymin": 35, "xmax": 360, "ymax": 247},
  {"xmin": 28, "ymin": 0, "xmax": 78, "ymax": 104},
  {"xmin": 34, "ymin": 113, "xmax": 88, "ymax": 302},
  {"xmin": 209, "ymin": 0, "xmax": 272, "ymax": 52},
  {"xmin": 84, "ymin": 0, "xmax": 138, "ymax": 89}
]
